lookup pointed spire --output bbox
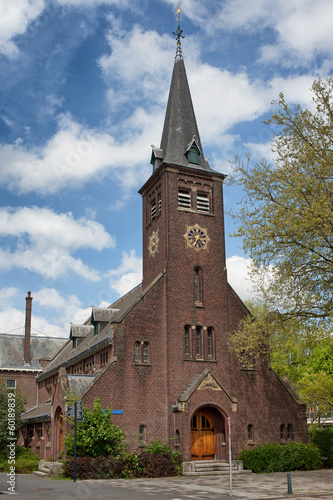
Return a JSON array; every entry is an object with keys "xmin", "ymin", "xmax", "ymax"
[{"xmin": 159, "ymin": 9, "xmax": 212, "ymax": 171}]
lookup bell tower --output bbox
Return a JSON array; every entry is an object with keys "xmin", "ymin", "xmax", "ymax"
[{"xmin": 139, "ymin": 20, "xmax": 227, "ymax": 296}]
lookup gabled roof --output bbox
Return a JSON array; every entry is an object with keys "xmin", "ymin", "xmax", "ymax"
[
  {"xmin": 70, "ymin": 325, "xmax": 93, "ymax": 339},
  {"xmin": 0, "ymin": 334, "xmax": 66, "ymax": 371},
  {"xmin": 91, "ymin": 307, "xmax": 119, "ymax": 323}
]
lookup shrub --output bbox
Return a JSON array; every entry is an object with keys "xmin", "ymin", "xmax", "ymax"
[
  {"xmin": 0, "ymin": 446, "xmax": 39, "ymax": 473},
  {"xmin": 64, "ymin": 398, "xmax": 125, "ymax": 458},
  {"xmin": 309, "ymin": 426, "xmax": 333, "ymax": 466},
  {"xmin": 63, "ymin": 440, "xmax": 182, "ymax": 480},
  {"xmin": 238, "ymin": 442, "xmax": 321, "ymax": 473}
]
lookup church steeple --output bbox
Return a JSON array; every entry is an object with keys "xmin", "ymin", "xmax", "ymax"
[{"xmin": 154, "ymin": 13, "xmax": 212, "ymax": 172}]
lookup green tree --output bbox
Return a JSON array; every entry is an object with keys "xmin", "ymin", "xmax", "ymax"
[
  {"xmin": 0, "ymin": 378, "xmax": 26, "ymax": 452},
  {"xmin": 229, "ymin": 78, "xmax": 333, "ymax": 327},
  {"xmin": 298, "ymin": 338, "xmax": 333, "ymax": 426},
  {"xmin": 64, "ymin": 397, "xmax": 125, "ymax": 458}
]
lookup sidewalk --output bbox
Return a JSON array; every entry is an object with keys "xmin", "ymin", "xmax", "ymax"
[{"xmin": 1, "ymin": 468, "xmax": 333, "ymax": 499}]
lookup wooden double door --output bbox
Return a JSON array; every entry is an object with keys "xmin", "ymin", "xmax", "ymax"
[{"xmin": 191, "ymin": 409, "xmax": 216, "ymax": 460}]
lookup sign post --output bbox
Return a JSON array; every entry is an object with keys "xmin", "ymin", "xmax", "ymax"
[
  {"xmin": 228, "ymin": 417, "xmax": 232, "ymax": 497},
  {"xmin": 67, "ymin": 401, "xmax": 84, "ymax": 483}
]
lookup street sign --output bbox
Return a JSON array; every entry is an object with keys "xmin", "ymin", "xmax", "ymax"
[
  {"xmin": 76, "ymin": 400, "xmax": 84, "ymax": 422},
  {"xmin": 67, "ymin": 406, "xmax": 75, "ymax": 418},
  {"xmin": 111, "ymin": 410, "xmax": 123, "ymax": 415}
]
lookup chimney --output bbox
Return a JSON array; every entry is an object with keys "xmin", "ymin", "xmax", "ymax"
[{"xmin": 24, "ymin": 291, "xmax": 33, "ymax": 364}]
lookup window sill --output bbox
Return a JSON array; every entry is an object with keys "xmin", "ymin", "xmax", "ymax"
[
  {"xmin": 184, "ymin": 358, "xmax": 217, "ymax": 363},
  {"xmin": 134, "ymin": 362, "xmax": 152, "ymax": 367},
  {"xmin": 177, "ymin": 207, "xmax": 215, "ymax": 217},
  {"xmin": 194, "ymin": 302, "xmax": 204, "ymax": 308}
]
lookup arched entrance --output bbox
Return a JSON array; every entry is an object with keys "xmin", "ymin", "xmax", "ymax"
[
  {"xmin": 55, "ymin": 407, "xmax": 64, "ymax": 458},
  {"xmin": 191, "ymin": 406, "xmax": 226, "ymax": 461}
]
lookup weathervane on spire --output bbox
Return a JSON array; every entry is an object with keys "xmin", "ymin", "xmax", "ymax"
[{"xmin": 173, "ymin": 4, "xmax": 185, "ymax": 50}]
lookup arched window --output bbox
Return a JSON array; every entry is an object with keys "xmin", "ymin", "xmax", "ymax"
[
  {"xmin": 143, "ymin": 342, "xmax": 149, "ymax": 363},
  {"xmin": 194, "ymin": 267, "xmax": 203, "ymax": 304},
  {"xmin": 135, "ymin": 342, "xmax": 141, "ymax": 363},
  {"xmin": 196, "ymin": 326, "xmax": 202, "ymax": 358},
  {"xmin": 207, "ymin": 327, "xmax": 214, "ymax": 359},
  {"xmin": 287, "ymin": 424, "xmax": 294, "ymax": 441},
  {"xmin": 248, "ymin": 424, "xmax": 254, "ymax": 442},
  {"xmin": 280, "ymin": 424, "xmax": 285, "ymax": 441},
  {"xmin": 139, "ymin": 425, "xmax": 147, "ymax": 445},
  {"xmin": 184, "ymin": 325, "xmax": 191, "ymax": 358}
]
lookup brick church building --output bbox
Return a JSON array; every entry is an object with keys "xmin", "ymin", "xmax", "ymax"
[{"xmin": 22, "ymin": 31, "xmax": 307, "ymax": 463}]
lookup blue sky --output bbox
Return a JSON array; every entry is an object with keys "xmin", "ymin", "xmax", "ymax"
[{"xmin": 0, "ymin": 0, "xmax": 332, "ymax": 338}]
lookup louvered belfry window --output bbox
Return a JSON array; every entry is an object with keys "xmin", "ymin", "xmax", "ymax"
[
  {"xmin": 178, "ymin": 189, "xmax": 191, "ymax": 208},
  {"xmin": 197, "ymin": 193, "xmax": 209, "ymax": 212}
]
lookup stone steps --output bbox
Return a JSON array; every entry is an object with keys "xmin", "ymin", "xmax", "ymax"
[
  {"xmin": 182, "ymin": 460, "xmax": 251, "ymax": 476},
  {"xmin": 33, "ymin": 461, "xmax": 63, "ymax": 477}
]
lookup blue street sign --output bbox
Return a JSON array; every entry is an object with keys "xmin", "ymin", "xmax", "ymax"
[{"xmin": 103, "ymin": 409, "xmax": 123, "ymax": 414}]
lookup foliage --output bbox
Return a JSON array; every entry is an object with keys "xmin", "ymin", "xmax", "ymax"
[
  {"xmin": 0, "ymin": 378, "xmax": 27, "ymax": 451},
  {"xmin": 63, "ymin": 440, "xmax": 182, "ymax": 480},
  {"xmin": 228, "ymin": 78, "xmax": 333, "ymax": 357},
  {"xmin": 308, "ymin": 426, "xmax": 333, "ymax": 466},
  {"xmin": 238, "ymin": 442, "xmax": 321, "ymax": 473},
  {"xmin": 0, "ymin": 445, "xmax": 39, "ymax": 473},
  {"xmin": 297, "ymin": 337, "xmax": 333, "ymax": 424},
  {"xmin": 64, "ymin": 398, "xmax": 125, "ymax": 458}
]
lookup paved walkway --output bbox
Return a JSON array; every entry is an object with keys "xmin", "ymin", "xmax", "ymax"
[{"xmin": 1, "ymin": 469, "xmax": 333, "ymax": 499}]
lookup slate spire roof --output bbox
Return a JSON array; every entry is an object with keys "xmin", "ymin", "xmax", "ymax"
[{"xmin": 158, "ymin": 35, "xmax": 212, "ymax": 172}]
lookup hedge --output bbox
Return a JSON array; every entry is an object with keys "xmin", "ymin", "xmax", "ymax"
[{"xmin": 238, "ymin": 442, "xmax": 321, "ymax": 473}]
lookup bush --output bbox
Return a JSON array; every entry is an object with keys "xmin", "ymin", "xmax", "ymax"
[
  {"xmin": 64, "ymin": 398, "xmax": 125, "ymax": 458},
  {"xmin": 0, "ymin": 446, "xmax": 39, "ymax": 473},
  {"xmin": 63, "ymin": 440, "xmax": 182, "ymax": 480},
  {"xmin": 238, "ymin": 442, "xmax": 321, "ymax": 473},
  {"xmin": 309, "ymin": 426, "xmax": 333, "ymax": 466}
]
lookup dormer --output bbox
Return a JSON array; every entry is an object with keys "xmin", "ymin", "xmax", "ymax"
[
  {"xmin": 186, "ymin": 136, "xmax": 201, "ymax": 165},
  {"xmin": 91, "ymin": 307, "xmax": 119, "ymax": 336},
  {"xmin": 150, "ymin": 146, "xmax": 164, "ymax": 172},
  {"xmin": 70, "ymin": 324, "xmax": 93, "ymax": 349}
]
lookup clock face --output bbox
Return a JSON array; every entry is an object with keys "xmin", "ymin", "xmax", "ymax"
[
  {"xmin": 184, "ymin": 224, "xmax": 210, "ymax": 251},
  {"xmin": 148, "ymin": 230, "xmax": 159, "ymax": 257}
]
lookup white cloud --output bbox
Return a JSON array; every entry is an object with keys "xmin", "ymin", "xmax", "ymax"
[
  {"xmin": 0, "ymin": 206, "xmax": 115, "ymax": 280},
  {"xmin": 0, "ymin": 112, "xmax": 155, "ymax": 195},
  {"xmin": 226, "ymin": 255, "xmax": 255, "ymax": 302},
  {"xmin": 105, "ymin": 249, "xmax": 142, "ymax": 297},
  {"xmin": 0, "ymin": 0, "xmax": 45, "ymax": 58}
]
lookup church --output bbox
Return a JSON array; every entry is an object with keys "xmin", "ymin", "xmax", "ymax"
[{"xmin": 22, "ymin": 26, "xmax": 307, "ymax": 465}]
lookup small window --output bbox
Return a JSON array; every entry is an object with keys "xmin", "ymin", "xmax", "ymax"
[
  {"xmin": 196, "ymin": 326, "xmax": 202, "ymax": 358},
  {"xmin": 248, "ymin": 424, "xmax": 254, "ymax": 441},
  {"xmin": 135, "ymin": 342, "xmax": 140, "ymax": 363},
  {"xmin": 280, "ymin": 424, "xmax": 285, "ymax": 441},
  {"xmin": 191, "ymin": 414, "xmax": 198, "ymax": 430},
  {"xmin": 184, "ymin": 326, "xmax": 190, "ymax": 358},
  {"xmin": 175, "ymin": 429, "xmax": 180, "ymax": 446},
  {"xmin": 6, "ymin": 379, "xmax": 16, "ymax": 389},
  {"xmin": 139, "ymin": 424, "xmax": 147, "ymax": 444},
  {"xmin": 287, "ymin": 424, "xmax": 294, "ymax": 441},
  {"xmin": 207, "ymin": 327, "xmax": 214, "ymax": 358},
  {"xmin": 94, "ymin": 322, "xmax": 101, "ymax": 336},
  {"xmin": 178, "ymin": 189, "xmax": 191, "ymax": 208},
  {"xmin": 194, "ymin": 267, "xmax": 203, "ymax": 304},
  {"xmin": 197, "ymin": 193, "xmax": 209, "ymax": 212},
  {"xmin": 188, "ymin": 143, "xmax": 200, "ymax": 164},
  {"xmin": 143, "ymin": 342, "xmax": 149, "ymax": 363}
]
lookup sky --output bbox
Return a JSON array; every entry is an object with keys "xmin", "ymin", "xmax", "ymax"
[{"xmin": 0, "ymin": 0, "xmax": 332, "ymax": 338}]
